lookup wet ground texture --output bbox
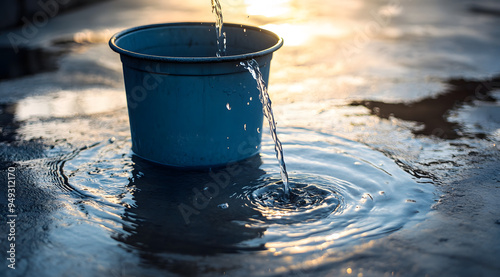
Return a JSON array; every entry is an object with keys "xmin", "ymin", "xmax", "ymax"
[{"xmin": 1, "ymin": 0, "xmax": 500, "ymax": 276}]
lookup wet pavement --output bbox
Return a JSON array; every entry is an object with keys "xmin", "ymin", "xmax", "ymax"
[{"xmin": 1, "ymin": 0, "xmax": 500, "ymax": 276}]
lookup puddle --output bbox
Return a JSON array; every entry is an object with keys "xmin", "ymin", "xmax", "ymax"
[
  {"xmin": 468, "ymin": 2, "xmax": 500, "ymax": 17},
  {"xmin": 10, "ymin": 127, "xmax": 433, "ymax": 275},
  {"xmin": 1, "ymin": 0, "xmax": 499, "ymax": 276},
  {"xmin": 0, "ymin": 46, "xmax": 65, "ymax": 80},
  {"xmin": 351, "ymin": 75, "xmax": 500, "ymax": 139},
  {"xmin": 0, "ymin": 103, "xmax": 18, "ymax": 142}
]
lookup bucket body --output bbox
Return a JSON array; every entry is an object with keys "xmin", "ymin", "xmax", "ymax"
[{"xmin": 109, "ymin": 22, "xmax": 283, "ymax": 167}]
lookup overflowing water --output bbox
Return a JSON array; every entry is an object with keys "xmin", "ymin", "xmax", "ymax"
[
  {"xmin": 211, "ymin": 0, "xmax": 226, "ymax": 57},
  {"xmin": 241, "ymin": 59, "xmax": 291, "ymax": 199}
]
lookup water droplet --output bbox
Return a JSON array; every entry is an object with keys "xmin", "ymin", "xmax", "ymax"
[
  {"xmin": 247, "ymin": 102, "xmax": 250, "ymax": 105},
  {"xmin": 354, "ymin": 162, "xmax": 362, "ymax": 165},
  {"xmin": 226, "ymin": 103, "xmax": 231, "ymax": 110},
  {"xmin": 257, "ymin": 128, "xmax": 260, "ymax": 133},
  {"xmin": 244, "ymin": 124, "xmax": 247, "ymax": 130},
  {"xmin": 218, "ymin": 203, "xmax": 229, "ymax": 209},
  {"xmin": 108, "ymin": 137, "xmax": 116, "ymax": 143},
  {"xmin": 249, "ymin": 97, "xmax": 253, "ymax": 101},
  {"xmin": 227, "ymin": 136, "xmax": 230, "ymax": 140},
  {"xmin": 243, "ymin": 28, "xmax": 247, "ymax": 33}
]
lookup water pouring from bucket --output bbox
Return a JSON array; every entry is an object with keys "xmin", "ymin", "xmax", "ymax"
[
  {"xmin": 240, "ymin": 60, "xmax": 291, "ymax": 198},
  {"xmin": 212, "ymin": 0, "xmax": 291, "ymax": 199},
  {"xmin": 109, "ymin": 3, "xmax": 289, "ymax": 199},
  {"xmin": 109, "ymin": 23, "xmax": 283, "ymax": 168}
]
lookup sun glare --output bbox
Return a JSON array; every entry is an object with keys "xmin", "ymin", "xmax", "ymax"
[{"xmin": 244, "ymin": 0, "xmax": 292, "ymax": 17}]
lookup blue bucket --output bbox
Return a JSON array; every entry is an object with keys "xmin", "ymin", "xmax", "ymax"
[{"xmin": 109, "ymin": 22, "xmax": 283, "ymax": 167}]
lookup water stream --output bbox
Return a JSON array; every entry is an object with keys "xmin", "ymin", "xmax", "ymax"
[
  {"xmin": 241, "ymin": 59, "xmax": 291, "ymax": 199},
  {"xmin": 211, "ymin": 0, "xmax": 226, "ymax": 57},
  {"xmin": 2, "ymin": 0, "xmax": 499, "ymax": 275},
  {"xmin": 211, "ymin": 0, "xmax": 290, "ymax": 197}
]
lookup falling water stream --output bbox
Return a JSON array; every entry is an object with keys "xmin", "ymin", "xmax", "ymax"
[
  {"xmin": 212, "ymin": 0, "xmax": 291, "ymax": 198},
  {"xmin": 211, "ymin": 0, "xmax": 226, "ymax": 57},
  {"xmin": 0, "ymin": 4, "xmax": 439, "ymax": 276},
  {"xmin": 4, "ymin": 0, "xmax": 499, "ymax": 275},
  {"xmin": 240, "ymin": 60, "xmax": 291, "ymax": 198}
]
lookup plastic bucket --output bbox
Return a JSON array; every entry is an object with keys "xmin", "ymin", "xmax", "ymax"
[{"xmin": 109, "ymin": 22, "xmax": 283, "ymax": 168}]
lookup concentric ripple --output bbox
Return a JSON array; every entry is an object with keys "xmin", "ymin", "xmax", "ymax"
[
  {"xmin": 236, "ymin": 127, "xmax": 435, "ymax": 255},
  {"xmin": 35, "ymin": 127, "xmax": 435, "ymax": 276},
  {"xmin": 246, "ymin": 176, "xmax": 344, "ymax": 224}
]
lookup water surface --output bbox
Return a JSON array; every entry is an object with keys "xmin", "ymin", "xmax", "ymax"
[{"xmin": 0, "ymin": 0, "xmax": 499, "ymax": 276}]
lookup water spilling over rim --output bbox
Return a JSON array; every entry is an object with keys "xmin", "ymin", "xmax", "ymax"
[{"xmin": 241, "ymin": 59, "xmax": 291, "ymax": 198}]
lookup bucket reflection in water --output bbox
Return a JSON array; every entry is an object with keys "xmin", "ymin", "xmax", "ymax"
[
  {"xmin": 113, "ymin": 155, "xmax": 268, "ymax": 259},
  {"xmin": 54, "ymin": 127, "xmax": 433, "ymax": 275}
]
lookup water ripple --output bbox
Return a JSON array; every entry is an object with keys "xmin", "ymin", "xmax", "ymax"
[{"xmin": 34, "ymin": 127, "xmax": 435, "ymax": 275}]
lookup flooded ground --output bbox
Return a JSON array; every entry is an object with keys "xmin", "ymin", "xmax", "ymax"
[{"xmin": 0, "ymin": 0, "xmax": 499, "ymax": 276}]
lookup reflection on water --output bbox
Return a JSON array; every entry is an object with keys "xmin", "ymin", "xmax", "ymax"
[
  {"xmin": 13, "ymin": 89, "xmax": 125, "ymax": 121},
  {"xmin": 0, "ymin": 46, "xmax": 65, "ymax": 80},
  {"xmin": 351, "ymin": 75, "xmax": 500, "ymax": 139},
  {"xmin": 468, "ymin": 2, "xmax": 500, "ymax": 17},
  {"xmin": 0, "ymin": 103, "xmax": 18, "ymax": 142},
  {"xmin": 114, "ymin": 155, "xmax": 267, "ymax": 258},
  {"xmin": 39, "ymin": 127, "xmax": 434, "ymax": 275},
  {"xmin": 1, "ymin": 0, "xmax": 499, "ymax": 275}
]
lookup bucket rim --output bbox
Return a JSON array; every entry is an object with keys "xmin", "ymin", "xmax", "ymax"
[{"xmin": 109, "ymin": 22, "xmax": 284, "ymax": 63}]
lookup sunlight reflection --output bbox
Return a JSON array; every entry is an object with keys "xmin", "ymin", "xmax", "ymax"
[
  {"xmin": 15, "ymin": 88, "xmax": 125, "ymax": 120},
  {"xmin": 263, "ymin": 22, "xmax": 348, "ymax": 46},
  {"xmin": 244, "ymin": 0, "xmax": 291, "ymax": 17},
  {"xmin": 262, "ymin": 23, "xmax": 310, "ymax": 46},
  {"xmin": 264, "ymin": 227, "xmax": 363, "ymax": 254},
  {"xmin": 241, "ymin": 0, "xmax": 349, "ymax": 46}
]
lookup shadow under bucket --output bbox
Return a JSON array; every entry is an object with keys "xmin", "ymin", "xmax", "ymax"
[{"xmin": 110, "ymin": 22, "xmax": 283, "ymax": 168}]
